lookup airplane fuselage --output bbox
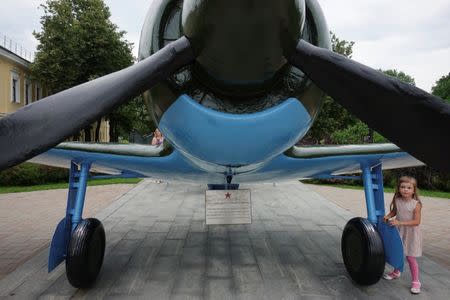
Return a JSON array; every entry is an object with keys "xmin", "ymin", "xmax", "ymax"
[{"xmin": 139, "ymin": 0, "xmax": 331, "ymax": 172}]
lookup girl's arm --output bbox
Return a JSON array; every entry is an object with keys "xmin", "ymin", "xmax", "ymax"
[
  {"xmin": 383, "ymin": 210, "xmax": 396, "ymax": 222},
  {"xmin": 390, "ymin": 202, "xmax": 422, "ymax": 226}
]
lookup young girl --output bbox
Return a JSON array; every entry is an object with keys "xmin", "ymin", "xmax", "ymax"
[
  {"xmin": 151, "ymin": 128, "xmax": 164, "ymax": 146},
  {"xmin": 383, "ymin": 176, "xmax": 423, "ymax": 294}
]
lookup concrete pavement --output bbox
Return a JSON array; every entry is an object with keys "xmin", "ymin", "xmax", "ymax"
[{"xmin": 0, "ymin": 180, "xmax": 449, "ymax": 298}]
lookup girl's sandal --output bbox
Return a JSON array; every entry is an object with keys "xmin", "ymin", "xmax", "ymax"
[
  {"xmin": 410, "ymin": 281, "xmax": 421, "ymax": 294},
  {"xmin": 383, "ymin": 270, "xmax": 401, "ymax": 280}
]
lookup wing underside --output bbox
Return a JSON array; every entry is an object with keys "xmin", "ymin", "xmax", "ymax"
[
  {"xmin": 285, "ymin": 143, "xmax": 424, "ymax": 175},
  {"xmin": 28, "ymin": 142, "xmax": 424, "ymax": 183}
]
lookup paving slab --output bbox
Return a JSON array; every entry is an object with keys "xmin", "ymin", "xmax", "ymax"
[{"xmin": 0, "ymin": 180, "xmax": 449, "ymax": 299}]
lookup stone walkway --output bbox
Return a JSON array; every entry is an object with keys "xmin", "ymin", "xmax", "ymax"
[{"xmin": 0, "ymin": 180, "xmax": 449, "ymax": 299}]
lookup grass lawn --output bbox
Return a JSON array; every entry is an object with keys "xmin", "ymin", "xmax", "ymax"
[
  {"xmin": 2, "ymin": 178, "xmax": 449, "ymax": 199},
  {"xmin": 0, "ymin": 178, "xmax": 142, "ymax": 194},
  {"xmin": 304, "ymin": 182, "xmax": 450, "ymax": 199}
]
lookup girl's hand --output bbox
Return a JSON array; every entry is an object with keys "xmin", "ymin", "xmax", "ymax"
[
  {"xmin": 389, "ymin": 219, "xmax": 400, "ymax": 226},
  {"xmin": 383, "ymin": 215, "xmax": 389, "ymax": 223}
]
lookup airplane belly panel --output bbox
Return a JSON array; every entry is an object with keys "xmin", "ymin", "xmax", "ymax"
[{"xmin": 158, "ymin": 94, "xmax": 312, "ymax": 166}]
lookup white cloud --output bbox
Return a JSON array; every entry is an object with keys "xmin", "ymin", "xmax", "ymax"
[{"xmin": 319, "ymin": 0, "xmax": 450, "ymax": 91}]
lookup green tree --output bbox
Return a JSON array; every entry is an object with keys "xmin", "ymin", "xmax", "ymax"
[
  {"xmin": 31, "ymin": 0, "xmax": 137, "ymax": 141},
  {"xmin": 108, "ymin": 95, "xmax": 154, "ymax": 143},
  {"xmin": 383, "ymin": 69, "xmax": 415, "ymax": 85},
  {"xmin": 431, "ymin": 73, "xmax": 450, "ymax": 104},
  {"xmin": 331, "ymin": 122, "xmax": 386, "ymax": 145},
  {"xmin": 331, "ymin": 32, "xmax": 354, "ymax": 58},
  {"xmin": 304, "ymin": 32, "xmax": 358, "ymax": 144},
  {"xmin": 32, "ymin": 0, "xmax": 133, "ymax": 92}
]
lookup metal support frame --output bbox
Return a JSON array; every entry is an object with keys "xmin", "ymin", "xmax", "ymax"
[
  {"xmin": 315, "ymin": 174, "xmax": 361, "ymax": 180},
  {"xmin": 48, "ymin": 160, "xmax": 91, "ymax": 272},
  {"xmin": 360, "ymin": 162, "xmax": 405, "ymax": 271},
  {"xmin": 208, "ymin": 167, "xmax": 239, "ymax": 190},
  {"xmin": 67, "ymin": 161, "xmax": 91, "ymax": 232},
  {"xmin": 361, "ymin": 162, "xmax": 385, "ymax": 224}
]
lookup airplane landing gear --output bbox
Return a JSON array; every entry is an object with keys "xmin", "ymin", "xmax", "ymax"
[
  {"xmin": 340, "ymin": 163, "xmax": 404, "ymax": 286},
  {"xmin": 48, "ymin": 161, "xmax": 107, "ymax": 288},
  {"xmin": 341, "ymin": 217, "xmax": 384, "ymax": 285},
  {"xmin": 66, "ymin": 218, "xmax": 105, "ymax": 288}
]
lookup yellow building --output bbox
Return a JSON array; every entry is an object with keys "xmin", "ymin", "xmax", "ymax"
[{"xmin": 0, "ymin": 36, "xmax": 109, "ymax": 142}]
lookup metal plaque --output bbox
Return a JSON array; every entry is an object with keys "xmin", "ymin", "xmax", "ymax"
[{"xmin": 205, "ymin": 190, "xmax": 252, "ymax": 225}]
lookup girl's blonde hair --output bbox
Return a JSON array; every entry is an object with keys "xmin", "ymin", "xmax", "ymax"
[{"xmin": 389, "ymin": 176, "xmax": 421, "ymax": 213}]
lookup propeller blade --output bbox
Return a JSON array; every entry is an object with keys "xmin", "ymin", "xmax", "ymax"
[
  {"xmin": 289, "ymin": 40, "xmax": 450, "ymax": 172},
  {"xmin": 0, "ymin": 37, "xmax": 195, "ymax": 170}
]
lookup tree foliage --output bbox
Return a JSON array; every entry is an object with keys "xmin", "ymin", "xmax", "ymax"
[
  {"xmin": 383, "ymin": 69, "xmax": 415, "ymax": 85},
  {"xmin": 431, "ymin": 73, "xmax": 450, "ymax": 104},
  {"xmin": 109, "ymin": 95, "xmax": 154, "ymax": 142},
  {"xmin": 304, "ymin": 32, "xmax": 358, "ymax": 144},
  {"xmin": 31, "ymin": 0, "xmax": 143, "ymax": 142},
  {"xmin": 331, "ymin": 122, "xmax": 386, "ymax": 145},
  {"xmin": 331, "ymin": 32, "xmax": 354, "ymax": 58},
  {"xmin": 32, "ymin": 0, "xmax": 133, "ymax": 92}
]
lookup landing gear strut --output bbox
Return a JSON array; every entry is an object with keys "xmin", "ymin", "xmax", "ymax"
[{"xmin": 341, "ymin": 163, "xmax": 396, "ymax": 285}]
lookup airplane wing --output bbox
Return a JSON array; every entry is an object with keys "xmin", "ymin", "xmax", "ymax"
[
  {"xmin": 0, "ymin": 37, "xmax": 195, "ymax": 171},
  {"xmin": 224, "ymin": 143, "xmax": 424, "ymax": 182},
  {"xmin": 28, "ymin": 141, "xmax": 217, "ymax": 182},
  {"xmin": 281, "ymin": 143, "xmax": 424, "ymax": 177},
  {"xmin": 29, "ymin": 142, "xmax": 423, "ymax": 183},
  {"xmin": 29, "ymin": 142, "xmax": 171, "ymax": 175}
]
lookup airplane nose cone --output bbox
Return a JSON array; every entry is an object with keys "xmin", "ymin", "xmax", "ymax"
[{"xmin": 182, "ymin": 0, "xmax": 306, "ymax": 87}]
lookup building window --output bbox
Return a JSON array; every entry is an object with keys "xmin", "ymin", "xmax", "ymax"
[
  {"xmin": 24, "ymin": 79, "xmax": 32, "ymax": 105},
  {"xmin": 35, "ymin": 83, "xmax": 42, "ymax": 101},
  {"xmin": 10, "ymin": 71, "xmax": 20, "ymax": 103}
]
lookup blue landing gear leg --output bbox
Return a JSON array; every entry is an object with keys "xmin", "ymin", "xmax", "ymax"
[
  {"xmin": 363, "ymin": 164, "xmax": 405, "ymax": 273},
  {"xmin": 48, "ymin": 161, "xmax": 105, "ymax": 288},
  {"xmin": 341, "ymin": 163, "xmax": 386, "ymax": 285}
]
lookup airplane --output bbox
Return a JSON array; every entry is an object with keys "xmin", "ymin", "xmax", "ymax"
[{"xmin": 1, "ymin": 0, "xmax": 449, "ymax": 289}]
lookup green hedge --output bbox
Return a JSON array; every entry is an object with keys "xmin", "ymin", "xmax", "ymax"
[
  {"xmin": 383, "ymin": 167, "xmax": 450, "ymax": 192},
  {"xmin": 0, "ymin": 163, "xmax": 69, "ymax": 186},
  {"xmin": 2, "ymin": 163, "xmax": 448, "ymax": 193},
  {"xmin": 304, "ymin": 166, "xmax": 450, "ymax": 192}
]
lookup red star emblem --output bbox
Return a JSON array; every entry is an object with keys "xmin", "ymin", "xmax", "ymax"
[{"xmin": 225, "ymin": 192, "xmax": 231, "ymax": 199}]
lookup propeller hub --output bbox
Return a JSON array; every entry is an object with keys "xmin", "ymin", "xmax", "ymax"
[{"xmin": 182, "ymin": 0, "xmax": 306, "ymax": 92}]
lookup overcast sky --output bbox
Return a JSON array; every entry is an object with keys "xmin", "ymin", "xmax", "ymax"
[{"xmin": 0, "ymin": 0, "xmax": 448, "ymax": 92}]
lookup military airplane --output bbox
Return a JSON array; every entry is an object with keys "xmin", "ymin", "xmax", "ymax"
[{"xmin": 1, "ymin": 0, "xmax": 449, "ymax": 289}]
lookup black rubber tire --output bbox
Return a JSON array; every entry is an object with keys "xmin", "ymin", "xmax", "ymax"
[
  {"xmin": 341, "ymin": 217, "xmax": 385, "ymax": 285},
  {"xmin": 66, "ymin": 218, "xmax": 105, "ymax": 288}
]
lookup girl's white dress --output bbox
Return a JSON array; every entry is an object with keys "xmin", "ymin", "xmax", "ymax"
[{"xmin": 395, "ymin": 198, "xmax": 423, "ymax": 257}]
